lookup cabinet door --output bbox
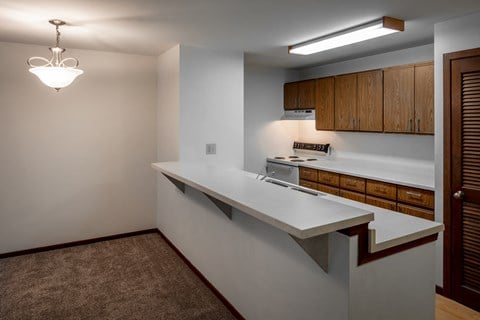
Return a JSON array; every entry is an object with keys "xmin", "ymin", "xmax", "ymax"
[
  {"xmin": 339, "ymin": 189, "xmax": 366, "ymax": 203},
  {"xmin": 297, "ymin": 79, "xmax": 316, "ymax": 109},
  {"xmin": 357, "ymin": 70, "xmax": 383, "ymax": 132},
  {"xmin": 366, "ymin": 195, "xmax": 397, "ymax": 210},
  {"xmin": 384, "ymin": 66, "xmax": 415, "ymax": 133},
  {"xmin": 284, "ymin": 82, "xmax": 298, "ymax": 110},
  {"xmin": 335, "ymin": 74, "xmax": 357, "ymax": 130},
  {"xmin": 317, "ymin": 183, "xmax": 339, "ymax": 196},
  {"xmin": 315, "ymin": 77, "xmax": 335, "ymax": 130},
  {"xmin": 397, "ymin": 203, "xmax": 434, "ymax": 221},
  {"xmin": 414, "ymin": 63, "xmax": 434, "ymax": 134}
]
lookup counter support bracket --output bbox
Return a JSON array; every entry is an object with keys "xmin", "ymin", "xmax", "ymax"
[
  {"xmin": 203, "ymin": 193, "xmax": 233, "ymax": 220},
  {"xmin": 290, "ymin": 234, "xmax": 329, "ymax": 273},
  {"xmin": 163, "ymin": 174, "xmax": 185, "ymax": 193}
]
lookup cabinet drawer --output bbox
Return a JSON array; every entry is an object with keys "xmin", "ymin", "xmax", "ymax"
[
  {"xmin": 397, "ymin": 203, "xmax": 434, "ymax": 221},
  {"xmin": 397, "ymin": 186, "xmax": 434, "ymax": 209},
  {"xmin": 317, "ymin": 170, "xmax": 339, "ymax": 186},
  {"xmin": 340, "ymin": 175, "xmax": 365, "ymax": 193},
  {"xmin": 317, "ymin": 183, "xmax": 339, "ymax": 196},
  {"xmin": 299, "ymin": 179, "xmax": 318, "ymax": 190},
  {"xmin": 366, "ymin": 180, "xmax": 397, "ymax": 200},
  {"xmin": 365, "ymin": 195, "xmax": 396, "ymax": 210},
  {"xmin": 299, "ymin": 167, "xmax": 318, "ymax": 182},
  {"xmin": 339, "ymin": 189, "xmax": 365, "ymax": 203}
]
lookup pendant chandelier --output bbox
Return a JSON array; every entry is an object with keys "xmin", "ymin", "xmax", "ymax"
[{"xmin": 27, "ymin": 19, "xmax": 84, "ymax": 91}]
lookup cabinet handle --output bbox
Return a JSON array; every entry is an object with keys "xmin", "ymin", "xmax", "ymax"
[
  {"xmin": 352, "ymin": 118, "xmax": 355, "ymax": 129},
  {"xmin": 406, "ymin": 191, "xmax": 423, "ymax": 200},
  {"xmin": 358, "ymin": 119, "xmax": 360, "ymax": 130},
  {"xmin": 346, "ymin": 181, "xmax": 357, "ymax": 187},
  {"xmin": 409, "ymin": 119, "xmax": 413, "ymax": 132},
  {"xmin": 417, "ymin": 119, "xmax": 420, "ymax": 132}
]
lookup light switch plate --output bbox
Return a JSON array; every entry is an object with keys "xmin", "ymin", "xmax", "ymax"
[{"xmin": 206, "ymin": 143, "xmax": 216, "ymax": 155}]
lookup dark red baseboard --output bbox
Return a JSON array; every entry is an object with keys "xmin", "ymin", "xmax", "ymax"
[
  {"xmin": 0, "ymin": 228, "xmax": 159, "ymax": 259},
  {"xmin": 157, "ymin": 228, "xmax": 245, "ymax": 320},
  {"xmin": 436, "ymin": 285, "xmax": 445, "ymax": 296}
]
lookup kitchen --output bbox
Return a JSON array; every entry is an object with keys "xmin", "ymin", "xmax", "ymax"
[{"xmin": 1, "ymin": 1, "xmax": 480, "ymax": 319}]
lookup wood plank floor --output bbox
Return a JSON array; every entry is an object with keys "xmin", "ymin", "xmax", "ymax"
[{"xmin": 436, "ymin": 294, "xmax": 480, "ymax": 320}]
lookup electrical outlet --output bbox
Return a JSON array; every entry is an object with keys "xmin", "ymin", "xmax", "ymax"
[{"xmin": 206, "ymin": 143, "xmax": 216, "ymax": 155}]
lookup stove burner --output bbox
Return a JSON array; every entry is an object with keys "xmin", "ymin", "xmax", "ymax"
[
  {"xmin": 288, "ymin": 156, "xmax": 299, "ymax": 158},
  {"xmin": 306, "ymin": 158, "xmax": 318, "ymax": 161},
  {"xmin": 274, "ymin": 156, "xmax": 285, "ymax": 159},
  {"xmin": 290, "ymin": 159, "xmax": 305, "ymax": 162}
]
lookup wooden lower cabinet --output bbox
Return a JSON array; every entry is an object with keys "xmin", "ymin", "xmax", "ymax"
[
  {"xmin": 397, "ymin": 203, "xmax": 434, "ymax": 221},
  {"xmin": 298, "ymin": 166, "xmax": 434, "ymax": 220},
  {"xmin": 299, "ymin": 179, "xmax": 318, "ymax": 190},
  {"xmin": 340, "ymin": 175, "xmax": 365, "ymax": 193},
  {"xmin": 299, "ymin": 167, "xmax": 318, "ymax": 182},
  {"xmin": 397, "ymin": 186, "xmax": 434, "ymax": 209},
  {"xmin": 317, "ymin": 183, "xmax": 339, "ymax": 196},
  {"xmin": 366, "ymin": 195, "xmax": 396, "ymax": 210},
  {"xmin": 318, "ymin": 170, "xmax": 339, "ymax": 186},
  {"xmin": 366, "ymin": 180, "xmax": 396, "ymax": 200},
  {"xmin": 340, "ymin": 189, "xmax": 365, "ymax": 203}
]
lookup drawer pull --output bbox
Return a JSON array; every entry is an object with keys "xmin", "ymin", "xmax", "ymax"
[
  {"xmin": 374, "ymin": 187, "xmax": 386, "ymax": 193},
  {"xmin": 346, "ymin": 182, "xmax": 357, "ymax": 187},
  {"xmin": 406, "ymin": 191, "xmax": 423, "ymax": 200}
]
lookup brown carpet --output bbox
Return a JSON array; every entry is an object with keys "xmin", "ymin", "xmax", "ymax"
[{"xmin": 0, "ymin": 233, "xmax": 236, "ymax": 320}]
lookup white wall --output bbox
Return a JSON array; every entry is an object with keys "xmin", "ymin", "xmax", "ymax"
[
  {"xmin": 297, "ymin": 44, "xmax": 435, "ymax": 162},
  {"xmin": 179, "ymin": 46, "xmax": 244, "ymax": 168},
  {"xmin": 433, "ymin": 10, "xmax": 480, "ymax": 286},
  {"xmin": 157, "ymin": 45, "xmax": 180, "ymax": 162},
  {"xmin": 0, "ymin": 42, "xmax": 158, "ymax": 254},
  {"xmin": 244, "ymin": 64, "xmax": 298, "ymax": 173}
]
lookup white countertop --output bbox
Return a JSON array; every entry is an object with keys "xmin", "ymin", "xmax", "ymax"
[
  {"xmin": 324, "ymin": 195, "xmax": 444, "ymax": 252},
  {"xmin": 152, "ymin": 162, "xmax": 373, "ymax": 239},
  {"xmin": 299, "ymin": 156, "xmax": 435, "ymax": 191},
  {"xmin": 152, "ymin": 162, "xmax": 443, "ymax": 253}
]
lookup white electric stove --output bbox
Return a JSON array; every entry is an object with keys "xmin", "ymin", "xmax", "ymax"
[{"xmin": 266, "ymin": 142, "xmax": 330, "ymax": 184}]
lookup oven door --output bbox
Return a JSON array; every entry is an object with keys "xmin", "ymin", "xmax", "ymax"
[{"xmin": 266, "ymin": 161, "xmax": 299, "ymax": 184}]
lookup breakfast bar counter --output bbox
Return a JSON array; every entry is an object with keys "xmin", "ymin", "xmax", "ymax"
[{"xmin": 153, "ymin": 161, "xmax": 443, "ymax": 320}]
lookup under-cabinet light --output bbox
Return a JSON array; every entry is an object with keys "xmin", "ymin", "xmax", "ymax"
[{"xmin": 289, "ymin": 16, "xmax": 404, "ymax": 55}]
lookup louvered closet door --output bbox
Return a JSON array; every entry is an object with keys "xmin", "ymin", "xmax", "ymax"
[{"xmin": 451, "ymin": 55, "xmax": 480, "ymax": 311}]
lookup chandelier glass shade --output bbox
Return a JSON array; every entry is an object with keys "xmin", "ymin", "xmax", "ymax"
[{"xmin": 27, "ymin": 20, "xmax": 84, "ymax": 91}]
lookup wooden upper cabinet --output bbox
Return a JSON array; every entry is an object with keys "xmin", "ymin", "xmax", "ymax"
[
  {"xmin": 357, "ymin": 70, "xmax": 383, "ymax": 132},
  {"xmin": 315, "ymin": 77, "xmax": 335, "ymax": 130},
  {"xmin": 384, "ymin": 65, "xmax": 415, "ymax": 133},
  {"xmin": 284, "ymin": 80, "xmax": 315, "ymax": 110},
  {"xmin": 284, "ymin": 82, "xmax": 298, "ymax": 110},
  {"xmin": 297, "ymin": 79, "xmax": 316, "ymax": 109},
  {"xmin": 335, "ymin": 74, "xmax": 357, "ymax": 131},
  {"xmin": 414, "ymin": 62, "xmax": 434, "ymax": 134}
]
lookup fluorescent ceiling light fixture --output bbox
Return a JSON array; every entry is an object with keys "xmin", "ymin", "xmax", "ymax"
[
  {"xmin": 27, "ymin": 19, "xmax": 84, "ymax": 91},
  {"xmin": 289, "ymin": 16, "xmax": 404, "ymax": 55}
]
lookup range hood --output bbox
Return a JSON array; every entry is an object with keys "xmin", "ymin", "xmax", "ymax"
[{"xmin": 281, "ymin": 109, "xmax": 315, "ymax": 120}]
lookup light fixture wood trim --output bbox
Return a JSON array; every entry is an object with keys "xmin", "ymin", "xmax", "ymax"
[{"xmin": 382, "ymin": 16, "xmax": 404, "ymax": 31}]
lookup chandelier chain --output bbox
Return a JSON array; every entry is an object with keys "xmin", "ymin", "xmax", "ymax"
[{"xmin": 55, "ymin": 24, "xmax": 61, "ymax": 47}]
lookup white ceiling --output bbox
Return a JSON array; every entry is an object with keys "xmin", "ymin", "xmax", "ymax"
[{"xmin": 1, "ymin": 0, "xmax": 480, "ymax": 68}]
